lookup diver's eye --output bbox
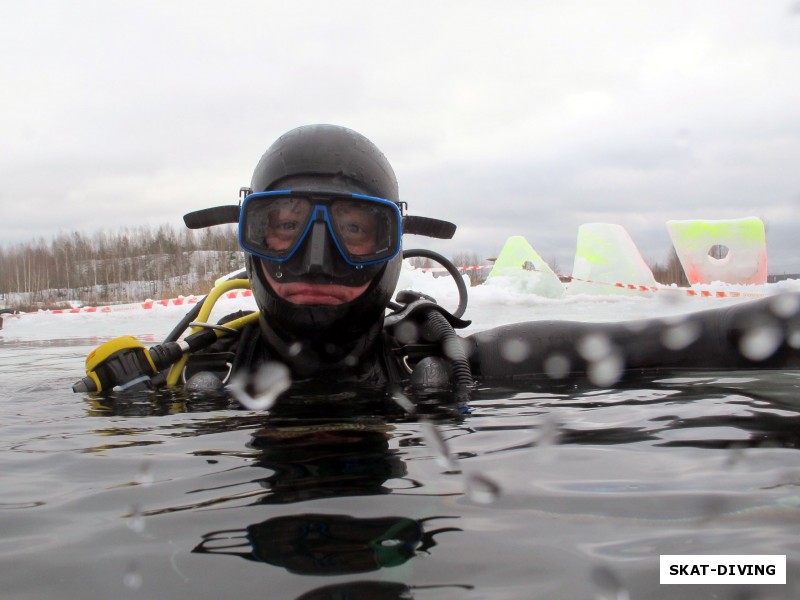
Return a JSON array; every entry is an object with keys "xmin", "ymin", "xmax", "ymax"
[
  {"xmin": 275, "ymin": 220, "xmax": 301, "ymax": 231},
  {"xmin": 342, "ymin": 222, "xmax": 366, "ymax": 235}
]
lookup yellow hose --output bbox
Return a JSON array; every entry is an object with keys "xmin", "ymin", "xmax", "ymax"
[{"xmin": 166, "ymin": 279, "xmax": 257, "ymax": 386}]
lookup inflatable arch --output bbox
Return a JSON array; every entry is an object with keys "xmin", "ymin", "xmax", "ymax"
[
  {"xmin": 666, "ymin": 217, "xmax": 767, "ymax": 285},
  {"xmin": 567, "ymin": 223, "xmax": 658, "ymax": 295}
]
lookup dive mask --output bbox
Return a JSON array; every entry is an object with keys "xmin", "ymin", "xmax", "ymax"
[{"xmin": 239, "ymin": 190, "xmax": 402, "ymax": 267}]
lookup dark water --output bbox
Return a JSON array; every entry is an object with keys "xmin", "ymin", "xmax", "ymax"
[{"xmin": 1, "ymin": 336, "xmax": 799, "ymax": 599}]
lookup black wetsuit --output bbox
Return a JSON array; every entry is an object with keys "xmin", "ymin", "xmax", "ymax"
[
  {"xmin": 187, "ymin": 292, "xmax": 800, "ymax": 389},
  {"xmin": 469, "ymin": 294, "xmax": 800, "ymax": 381}
]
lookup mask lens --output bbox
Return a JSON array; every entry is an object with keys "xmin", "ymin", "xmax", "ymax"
[
  {"xmin": 239, "ymin": 191, "xmax": 400, "ymax": 265},
  {"xmin": 242, "ymin": 195, "xmax": 312, "ymax": 259},
  {"xmin": 330, "ymin": 199, "xmax": 395, "ymax": 261}
]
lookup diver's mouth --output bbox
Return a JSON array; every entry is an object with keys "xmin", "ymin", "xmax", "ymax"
[{"xmin": 263, "ymin": 268, "xmax": 369, "ymax": 305}]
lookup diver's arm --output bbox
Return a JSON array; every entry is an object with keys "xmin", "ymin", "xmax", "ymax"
[{"xmin": 465, "ymin": 292, "xmax": 800, "ymax": 381}]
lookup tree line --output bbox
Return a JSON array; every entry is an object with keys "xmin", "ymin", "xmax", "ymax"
[
  {"xmin": 1, "ymin": 224, "xmax": 687, "ymax": 311},
  {"xmin": 0, "ymin": 225, "xmax": 242, "ymax": 310}
]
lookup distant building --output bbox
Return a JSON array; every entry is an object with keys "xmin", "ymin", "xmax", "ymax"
[{"xmin": 767, "ymin": 273, "xmax": 800, "ymax": 283}]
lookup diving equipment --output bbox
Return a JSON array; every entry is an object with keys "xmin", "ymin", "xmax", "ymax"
[
  {"xmin": 72, "ymin": 280, "xmax": 258, "ymax": 393},
  {"xmin": 239, "ymin": 190, "xmax": 402, "ymax": 268}
]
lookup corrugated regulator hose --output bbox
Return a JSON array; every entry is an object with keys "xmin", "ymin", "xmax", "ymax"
[{"xmin": 423, "ymin": 309, "xmax": 474, "ymax": 388}]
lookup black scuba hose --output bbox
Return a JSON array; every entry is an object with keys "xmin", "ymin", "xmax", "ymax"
[
  {"xmin": 424, "ymin": 310, "xmax": 474, "ymax": 387},
  {"xmin": 402, "ymin": 248, "xmax": 469, "ymax": 318},
  {"xmin": 426, "ymin": 310, "xmax": 473, "ymax": 387},
  {"xmin": 399, "ymin": 248, "xmax": 474, "ymax": 387}
]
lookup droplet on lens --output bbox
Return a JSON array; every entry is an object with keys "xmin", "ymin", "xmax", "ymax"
[
  {"xmin": 390, "ymin": 387, "xmax": 416, "ymax": 414},
  {"xmin": 227, "ymin": 361, "xmax": 291, "ymax": 411},
  {"xmin": 500, "ymin": 337, "xmax": 531, "ymax": 363},
  {"xmin": 136, "ymin": 461, "xmax": 154, "ymax": 486},
  {"xmin": 127, "ymin": 504, "xmax": 145, "ymax": 533},
  {"xmin": 587, "ymin": 351, "xmax": 624, "ymax": 387},
  {"xmin": 537, "ymin": 414, "xmax": 562, "ymax": 449},
  {"xmin": 420, "ymin": 420, "xmax": 458, "ymax": 471},
  {"xmin": 465, "ymin": 472, "xmax": 501, "ymax": 504},
  {"xmin": 660, "ymin": 319, "xmax": 701, "ymax": 350},
  {"xmin": 591, "ymin": 564, "xmax": 630, "ymax": 600},
  {"xmin": 123, "ymin": 561, "xmax": 143, "ymax": 590},
  {"xmin": 578, "ymin": 333, "xmax": 612, "ymax": 362},
  {"xmin": 769, "ymin": 294, "xmax": 800, "ymax": 318},
  {"xmin": 738, "ymin": 324, "xmax": 783, "ymax": 361},
  {"xmin": 543, "ymin": 353, "xmax": 570, "ymax": 379}
]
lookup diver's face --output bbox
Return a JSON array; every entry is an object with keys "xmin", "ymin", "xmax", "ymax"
[{"xmin": 259, "ymin": 175, "xmax": 379, "ymax": 306}]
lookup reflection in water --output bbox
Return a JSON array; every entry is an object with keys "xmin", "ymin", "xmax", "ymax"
[
  {"xmin": 84, "ymin": 388, "xmax": 233, "ymax": 417},
  {"xmin": 248, "ymin": 421, "xmax": 408, "ymax": 503},
  {"xmin": 294, "ymin": 580, "xmax": 475, "ymax": 600},
  {"xmin": 187, "ymin": 396, "xmax": 465, "ymax": 595},
  {"xmin": 193, "ymin": 513, "xmax": 460, "ymax": 575}
]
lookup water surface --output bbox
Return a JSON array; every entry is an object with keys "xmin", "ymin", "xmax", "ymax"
[{"xmin": 2, "ymin": 330, "xmax": 799, "ymax": 599}]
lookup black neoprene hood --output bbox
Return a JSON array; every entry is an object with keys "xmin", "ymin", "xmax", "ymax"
[
  {"xmin": 251, "ymin": 124, "xmax": 399, "ymax": 201},
  {"xmin": 245, "ymin": 124, "xmax": 403, "ymax": 359}
]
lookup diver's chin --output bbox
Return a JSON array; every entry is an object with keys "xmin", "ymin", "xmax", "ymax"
[{"xmin": 262, "ymin": 268, "xmax": 369, "ymax": 305}]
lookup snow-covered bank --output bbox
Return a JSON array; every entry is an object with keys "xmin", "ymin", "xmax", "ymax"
[{"xmin": 3, "ymin": 267, "xmax": 798, "ymax": 342}]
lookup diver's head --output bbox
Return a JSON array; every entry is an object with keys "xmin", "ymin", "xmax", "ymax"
[{"xmin": 241, "ymin": 124, "xmax": 403, "ymax": 345}]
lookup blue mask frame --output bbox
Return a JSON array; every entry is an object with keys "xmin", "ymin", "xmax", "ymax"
[{"xmin": 239, "ymin": 190, "xmax": 403, "ymax": 267}]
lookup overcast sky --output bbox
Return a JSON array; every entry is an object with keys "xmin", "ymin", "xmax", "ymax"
[{"xmin": 2, "ymin": 0, "xmax": 799, "ymax": 274}]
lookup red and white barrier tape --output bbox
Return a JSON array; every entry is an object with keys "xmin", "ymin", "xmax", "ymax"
[
  {"xmin": 561, "ymin": 275, "xmax": 765, "ymax": 298},
  {"xmin": 407, "ymin": 265, "xmax": 492, "ymax": 273},
  {"xmin": 409, "ymin": 264, "xmax": 764, "ymax": 298},
  {"xmin": 18, "ymin": 289, "xmax": 255, "ymax": 316},
  {"xmin": 10, "ymin": 270, "xmax": 766, "ymax": 318}
]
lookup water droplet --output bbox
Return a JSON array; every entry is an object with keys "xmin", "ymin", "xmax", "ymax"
[
  {"xmin": 738, "ymin": 324, "xmax": 783, "ymax": 361},
  {"xmin": 127, "ymin": 504, "xmax": 145, "ymax": 533},
  {"xmin": 660, "ymin": 319, "xmax": 701, "ymax": 350},
  {"xmin": 587, "ymin": 351, "xmax": 624, "ymax": 387},
  {"xmin": 543, "ymin": 353, "xmax": 570, "ymax": 379},
  {"xmin": 288, "ymin": 342, "xmax": 303, "ymax": 357},
  {"xmin": 390, "ymin": 388, "xmax": 416, "ymax": 414},
  {"xmin": 788, "ymin": 323, "xmax": 800, "ymax": 349},
  {"xmin": 123, "ymin": 561, "xmax": 143, "ymax": 590},
  {"xmin": 537, "ymin": 414, "xmax": 562, "ymax": 449},
  {"xmin": 465, "ymin": 472, "xmax": 501, "ymax": 504},
  {"xmin": 420, "ymin": 420, "xmax": 458, "ymax": 471},
  {"xmin": 578, "ymin": 333, "xmax": 625, "ymax": 387},
  {"xmin": 394, "ymin": 320, "xmax": 420, "ymax": 344},
  {"xmin": 578, "ymin": 333, "xmax": 612, "ymax": 362},
  {"xmin": 136, "ymin": 461, "xmax": 154, "ymax": 486},
  {"xmin": 500, "ymin": 337, "xmax": 531, "ymax": 363},
  {"xmin": 591, "ymin": 564, "xmax": 630, "ymax": 600},
  {"xmin": 227, "ymin": 361, "xmax": 291, "ymax": 411},
  {"xmin": 770, "ymin": 294, "xmax": 800, "ymax": 318}
]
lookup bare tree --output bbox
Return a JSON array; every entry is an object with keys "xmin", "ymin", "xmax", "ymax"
[
  {"xmin": 649, "ymin": 246, "xmax": 689, "ymax": 286},
  {"xmin": 0, "ymin": 224, "xmax": 241, "ymax": 310},
  {"xmin": 452, "ymin": 251, "xmax": 490, "ymax": 286}
]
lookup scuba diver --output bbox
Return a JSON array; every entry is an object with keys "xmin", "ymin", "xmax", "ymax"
[{"xmin": 73, "ymin": 124, "xmax": 800, "ymax": 396}]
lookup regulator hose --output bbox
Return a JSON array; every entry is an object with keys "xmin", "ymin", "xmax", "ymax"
[
  {"xmin": 423, "ymin": 309, "xmax": 474, "ymax": 387},
  {"xmin": 402, "ymin": 248, "xmax": 469, "ymax": 319}
]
